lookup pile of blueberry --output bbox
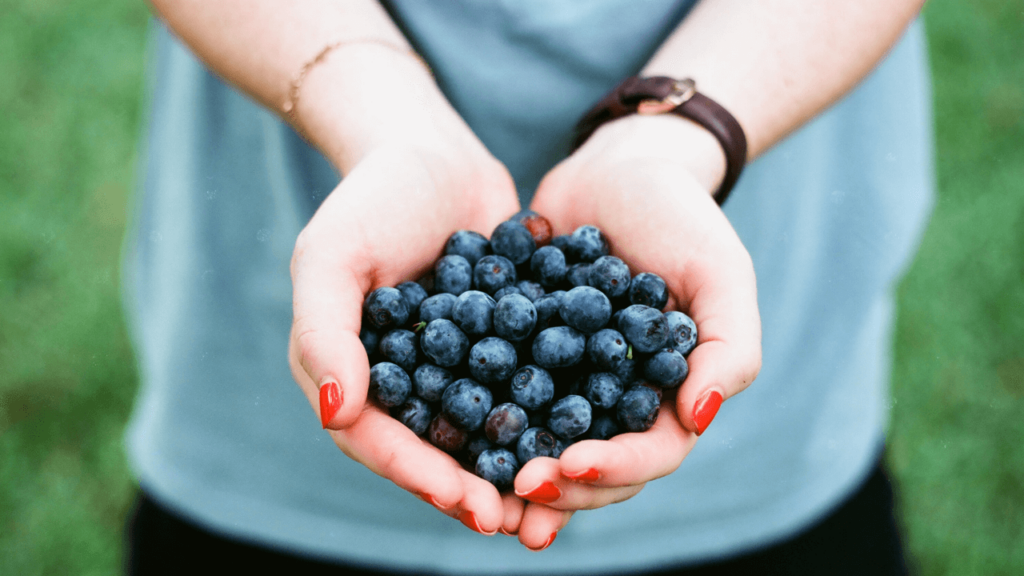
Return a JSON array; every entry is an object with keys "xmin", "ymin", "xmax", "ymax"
[{"xmin": 360, "ymin": 213, "xmax": 697, "ymax": 490}]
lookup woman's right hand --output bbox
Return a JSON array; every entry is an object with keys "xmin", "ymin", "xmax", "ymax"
[{"xmin": 288, "ymin": 135, "xmax": 523, "ymax": 536}]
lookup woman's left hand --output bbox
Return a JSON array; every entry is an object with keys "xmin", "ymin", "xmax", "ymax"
[{"xmin": 508, "ymin": 114, "xmax": 763, "ymax": 550}]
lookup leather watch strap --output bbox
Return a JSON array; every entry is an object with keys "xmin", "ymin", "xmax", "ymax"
[{"xmin": 572, "ymin": 76, "xmax": 747, "ymax": 206}]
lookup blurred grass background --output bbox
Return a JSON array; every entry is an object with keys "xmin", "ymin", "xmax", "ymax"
[{"xmin": 0, "ymin": 0, "xmax": 1021, "ymax": 574}]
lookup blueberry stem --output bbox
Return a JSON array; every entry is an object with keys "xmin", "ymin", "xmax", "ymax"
[
  {"xmin": 627, "ymin": 345, "xmax": 633, "ymax": 360},
  {"xmin": 412, "ymin": 321, "xmax": 427, "ymax": 332}
]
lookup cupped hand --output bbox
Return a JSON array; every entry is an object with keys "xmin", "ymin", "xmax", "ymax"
[
  {"xmin": 512, "ymin": 114, "xmax": 762, "ymax": 549},
  {"xmin": 288, "ymin": 136, "xmax": 523, "ymax": 536}
]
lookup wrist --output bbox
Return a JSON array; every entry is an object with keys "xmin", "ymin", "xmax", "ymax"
[
  {"xmin": 581, "ymin": 114, "xmax": 727, "ymax": 194},
  {"xmin": 292, "ymin": 44, "xmax": 479, "ymax": 174}
]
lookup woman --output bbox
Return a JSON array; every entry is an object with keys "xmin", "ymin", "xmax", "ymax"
[{"xmin": 124, "ymin": 0, "xmax": 931, "ymax": 573}]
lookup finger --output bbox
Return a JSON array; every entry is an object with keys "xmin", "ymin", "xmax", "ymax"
[
  {"xmin": 514, "ymin": 456, "xmax": 645, "ymax": 511},
  {"xmin": 452, "ymin": 469, "xmax": 505, "ymax": 536},
  {"xmin": 499, "ymin": 492, "xmax": 526, "ymax": 536},
  {"xmin": 329, "ymin": 407, "xmax": 465, "ymax": 510},
  {"xmin": 289, "ymin": 253, "xmax": 372, "ymax": 429},
  {"xmin": 518, "ymin": 504, "xmax": 572, "ymax": 552},
  {"xmin": 670, "ymin": 252, "xmax": 762, "ymax": 435},
  {"xmin": 557, "ymin": 403, "xmax": 696, "ymax": 486}
]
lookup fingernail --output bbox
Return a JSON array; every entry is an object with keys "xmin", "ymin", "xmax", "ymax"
[
  {"xmin": 562, "ymin": 468, "xmax": 600, "ymax": 483},
  {"xmin": 693, "ymin": 389, "xmax": 723, "ymax": 435},
  {"xmin": 458, "ymin": 511, "xmax": 496, "ymax": 536},
  {"xmin": 498, "ymin": 526, "xmax": 517, "ymax": 536},
  {"xmin": 319, "ymin": 381, "xmax": 342, "ymax": 428},
  {"xmin": 516, "ymin": 481, "xmax": 561, "ymax": 504},
  {"xmin": 528, "ymin": 532, "xmax": 557, "ymax": 552}
]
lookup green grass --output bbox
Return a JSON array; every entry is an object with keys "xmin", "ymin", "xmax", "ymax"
[
  {"xmin": 888, "ymin": 1, "xmax": 1024, "ymax": 574},
  {"xmin": 0, "ymin": 1, "xmax": 148, "ymax": 574},
  {"xmin": 0, "ymin": 1, "xmax": 1021, "ymax": 574}
]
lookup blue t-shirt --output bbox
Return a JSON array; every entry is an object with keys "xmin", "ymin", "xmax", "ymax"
[{"xmin": 123, "ymin": 2, "xmax": 933, "ymax": 573}]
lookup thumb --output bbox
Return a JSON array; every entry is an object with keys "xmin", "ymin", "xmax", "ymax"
[
  {"xmin": 671, "ymin": 256, "xmax": 762, "ymax": 435},
  {"xmin": 289, "ymin": 238, "xmax": 373, "ymax": 430}
]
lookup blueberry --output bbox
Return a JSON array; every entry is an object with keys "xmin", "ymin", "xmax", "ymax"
[
  {"xmin": 629, "ymin": 272, "xmax": 669, "ymax": 310},
  {"xmin": 369, "ymin": 362, "xmax": 412, "ymax": 408},
  {"xmin": 379, "ymin": 329, "xmax": 419, "ymax": 372},
  {"xmin": 364, "ymin": 287, "xmax": 410, "ymax": 331},
  {"xmin": 419, "ymin": 293, "xmax": 457, "ymax": 323},
  {"xmin": 451, "ymin": 290, "xmax": 496, "ymax": 338},
  {"xmin": 588, "ymin": 256, "xmax": 631, "ymax": 299},
  {"xmin": 394, "ymin": 396, "xmax": 432, "ymax": 436},
  {"xmin": 547, "ymin": 395, "xmax": 592, "ymax": 440},
  {"xmin": 618, "ymin": 304, "xmax": 670, "ymax": 354},
  {"xmin": 484, "ymin": 403, "xmax": 529, "ymax": 446},
  {"xmin": 586, "ymin": 328, "xmax": 628, "ymax": 370},
  {"xmin": 493, "ymin": 285, "xmax": 523, "ymax": 300},
  {"xmin": 428, "ymin": 413, "xmax": 469, "ymax": 453},
  {"xmin": 510, "ymin": 365, "xmax": 555, "ymax": 410},
  {"xmin": 533, "ymin": 290, "xmax": 566, "ymax": 331},
  {"xmin": 465, "ymin": 435, "xmax": 496, "ymax": 465},
  {"xmin": 530, "ymin": 246, "xmax": 567, "ymax": 287},
  {"xmin": 516, "ymin": 427, "xmax": 566, "ymax": 463},
  {"xmin": 441, "ymin": 378, "xmax": 493, "ymax": 431},
  {"xmin": 617, "ymin": 385, "xmax": 660, "ymax": 432},
  {"xmin": 445, "ymin": 230, "xmax": 490, "ymax": 266},
  {"xmin": 412, "ymin": 363, "xmax": 454, "ymax": 402},
  {"xmin": 468, "ymin": 337, "xmax": 518, "ymax": 385},
  {"xmin": 610, "ymin": 309, "xmax": 624, "ymax": 331},
  {"xmin": 359, "ymin": 327, "xmax": 380, "ymax": 359},
  {"xmin": 516, "ymin": 280, "xmax": 545, "ymax": 302},
  {"xmin": 532, "ymin": 326, "xmax": 586, "ymax": 368},
  {"xmin": 560, "ymin": 286, "xmax": 612, "ymax": 334},
  {"xmin": 476, "ymin": 448, "xmax": 520, "ymax": 490},
  {"xmin": 551, "ymin": 234, "xmax": 571, "ymax": 253},
  {"xmin": 490, "ymin": 220, "xmax": 536, "ymax": 266},
  {"xmin": 583, "ymin": 372, "xmax": 624, "ymax": 410},
  {"xmin": 643, "ymin": 347, "xmax": 689, "ymax": 388},
  {"xmin": 396, "ymin": 281, "xmax": 429, "ymax": 315},
  {"xmin": 473, "ymin": 254, "xmax": 517, "ymax": 295},
  {"xmin": 569, "ymin": 225, "xmax": 609, "ymax": 262},
  {"xmin": 566, "ymin": 263, "xmax": 592, "ymax": 287},
  {"xmin": 420, "ymin": 319, "xmax": 470, "ymax": 367},
  {"xmin": 665, "ymin": 311, "xmax": 698, "ymax": 356},
  {"xmin": 435, "ymin": 255, "xmax": 473, "ymax": 296},
  {"xmin": 611, "ymin": 357, "xmax": 638, "ymax": 386},
  {"xmin": 513, "ymin": 210, "xmax": 554, "ymax": 247},
  {"xmin": 493, "ymin": 294, "xmax": 537, "ymax": 342},
  {"xmin": 587, "ymin": 414, "xmax": 620, "ymax": 440}
]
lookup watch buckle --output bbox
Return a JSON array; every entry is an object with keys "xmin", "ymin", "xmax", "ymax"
[{"xmin": 637, "ymin": 78, "xmax": 696, "ymax": 115}]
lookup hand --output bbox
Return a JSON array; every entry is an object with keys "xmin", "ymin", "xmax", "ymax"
[
  {"xmin": 288, "ymin": 135, "xmax": 524, "ymax": 535},
  {"xmin": 512, "ymin": 114, "xmax": 763, "ymax": 548}
]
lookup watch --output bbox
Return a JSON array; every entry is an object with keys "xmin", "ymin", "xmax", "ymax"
[{"xmin": 572, "ymin": 76, "xmax": 748, "ymax": 206}]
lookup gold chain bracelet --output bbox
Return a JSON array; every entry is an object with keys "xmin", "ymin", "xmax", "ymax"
[{"xmin": 282, "ymin": 38, "xmax": 433, "ymax": 124}]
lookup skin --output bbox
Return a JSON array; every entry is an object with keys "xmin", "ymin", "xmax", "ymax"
[{"xmin": 149, "ymin": 0, "xmax": 925, "ymax": 551}]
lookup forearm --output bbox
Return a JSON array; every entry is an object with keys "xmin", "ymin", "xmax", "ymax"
[
  {"xmin": 588, "ymin": 0, "xmax": 925, "ymax": 194},
  {"xmin": 645, "ymin": 0, "xmax": 925, "ymax": 159},
  {"xmin": 148, "ymin": 0, "xmax": 474, "ymax": 173}
]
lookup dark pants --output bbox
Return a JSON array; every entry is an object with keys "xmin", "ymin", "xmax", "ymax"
[{"xmin": 125, "ymin": 459, "xmax": 910, "ymax": 576}]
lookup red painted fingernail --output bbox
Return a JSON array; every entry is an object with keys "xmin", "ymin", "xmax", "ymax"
[
  {"xmin": 516, "ymin": 481, "xmax": 561, "ymax": 504},
  {"xmin": 562, "ymin": 468, "xmax": 600, "ymax": 483},
  {"xmin": 498, "ymin": 526, "xmax": 517, "ymax": 536},
  {"xmin": 693, "ymin": 390, "xmax": 723, "ymax": 435},
  {"xmin": 528, "ymin": 532, "xmax": 557, "ymax": 552},
  {"xmin": 319, "ymin": 381, "xmax": 342, "ymax": 428},
  {"xmin": 458, "ymin": 511, "xmax": 496, "ymax": 536}
]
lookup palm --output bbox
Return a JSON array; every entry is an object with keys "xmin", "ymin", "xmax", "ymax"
[
  {"xmin": 507, "ymin": 151, "xmax": 760, "ymax": 542},
  {"xmin": 289, "ymin": 144, "xmax": 521, "ymax": 534}
]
